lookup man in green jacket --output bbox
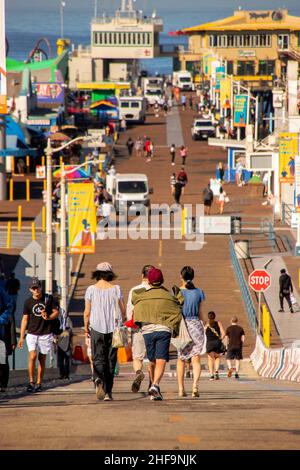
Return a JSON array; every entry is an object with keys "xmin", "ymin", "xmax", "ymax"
[{"xmin": 132, "ymin": 267, "xmax": 182, "ymax": 401}]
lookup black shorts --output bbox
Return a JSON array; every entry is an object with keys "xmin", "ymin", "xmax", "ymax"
[
  {"xmin": 226, "ymin": 348, "xmax": 243, "ymax": 360},
  {"xmin": 204, "ymin": 200, "xmax": 212, "ymax": 207}
]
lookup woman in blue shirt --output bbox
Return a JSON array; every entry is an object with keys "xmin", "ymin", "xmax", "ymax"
[{"xmin": 176, "ymin": 266, "xmax": 205, "ymax": 398}]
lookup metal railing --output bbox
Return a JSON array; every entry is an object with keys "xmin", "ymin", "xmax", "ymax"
[
  {"xmin": 281, "ymin": 202, "xmax": 294, "ymax": 226},
  {"xmin": 229, "ymin": 237, "xmax": 257, "ymax": 334}
]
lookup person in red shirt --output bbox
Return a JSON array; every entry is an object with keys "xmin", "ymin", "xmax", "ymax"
[{"xmin": 177, "ymin": 167, "xmax": 188, "ymax": 194}]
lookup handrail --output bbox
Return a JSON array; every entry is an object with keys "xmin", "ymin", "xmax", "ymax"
[
  {"xmin": 229, "ymin": 237, "xmax": 257, "ymax": 334},
  {"xmin": 281, "ymin": 202, "xmax": 293, "ymax": 226}
]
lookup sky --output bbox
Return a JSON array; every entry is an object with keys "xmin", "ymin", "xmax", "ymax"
[{"xmin": 6, "ymin": 0, "xmax": 300, "ymax": 15}]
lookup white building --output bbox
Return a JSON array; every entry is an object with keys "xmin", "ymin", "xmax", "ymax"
[{"xmin": 69, "ymin": 0, "xmax": 163, "ymax": 87}]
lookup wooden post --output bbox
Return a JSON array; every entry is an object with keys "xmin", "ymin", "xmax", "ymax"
[
  {"xmin": 6, "ymin": 222, "xmax": 11, "ymax": 249},
  {"xmin": 26, "ymin": 155, "xmax": 30, "ymax": 173},
  {"xmin": 17, "ymin": 205, "xmax": 22, "ymax": 232},
  {"xmin": 41, "ymin": 156, "xmax": 45, "ymax": 166},
  {"xmin": 43, "ymin": 179, "xmax": 47, "ymax": 191},
  {"xmin": 26, "ymin": 179, "xmax": 30, "ymax": 201}
]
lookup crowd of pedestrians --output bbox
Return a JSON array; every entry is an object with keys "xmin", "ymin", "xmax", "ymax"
[{"xmin": 81, "ymin": 262, "xmax": 247, "ymax": 402}]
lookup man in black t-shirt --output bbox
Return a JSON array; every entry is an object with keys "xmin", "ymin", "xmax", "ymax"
[
  {"xmin": 18, "ymin": 278, "xmax": 59, "ymax": 393},
  {"xmin": 225, "ymin": 316, "xmax": 245, "ymax": 379}
]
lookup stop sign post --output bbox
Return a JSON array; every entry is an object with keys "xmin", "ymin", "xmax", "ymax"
[{"xmin": 249, "ymin": 269, "xmax": 271, "ymax": 334}]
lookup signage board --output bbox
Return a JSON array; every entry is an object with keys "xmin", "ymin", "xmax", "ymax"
[
  {"xmin": 234, "ymin": 95, "xmax": 248, "ymax": 127},
  {"xmin": 249, "ymin": 269, "xmax": 271, "ymax": 292}
]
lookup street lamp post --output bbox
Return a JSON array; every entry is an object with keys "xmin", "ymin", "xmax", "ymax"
[
  {"xmin": 60, "ymin": 1, "xmax": 66, "ymax": 39},
  {"xmin": 45, "ymin": 135, "xmax": 96, "ymax": 301},
  {"xmin": 45, "ymin": 138, "xmax": 53, "ymax": 295},
  {"xmin": 60, "ymin": 162, "xmax": 67, "ymax": 313}
]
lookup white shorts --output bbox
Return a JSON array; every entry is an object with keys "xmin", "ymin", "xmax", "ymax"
[
  {"xmin": 26, "ymin": 333, "xmax": 53, "ymax": 355},
  {"xmin": 132, "ymin": 330, "xmax": 146, "ymax": 361}
]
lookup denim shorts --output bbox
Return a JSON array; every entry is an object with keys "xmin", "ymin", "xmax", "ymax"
[{"xmin": 143, "ymin": 331, "xmax": 171, "ymax": 362}]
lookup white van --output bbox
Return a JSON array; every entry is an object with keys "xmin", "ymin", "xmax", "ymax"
[
  {"xmin": 144, "ymin": 87, "xmax": 163, "ymax": 105},
  {"xmin": 173, "ymin": 71, "xmax": 194, "ymax": 91},
  {"xmin": 142, "ymin": 76, "xmax": 164, "ymax": 92},
  {"xmin": 111, "ymin": 173, "xmax": 152, "ymax": 214},
  {"xmin": 119, "ymin": 96, "xmax": 147, "ymax": 124}
]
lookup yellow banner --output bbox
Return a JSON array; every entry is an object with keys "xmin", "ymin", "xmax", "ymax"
[
  {"xmin": 220, "ymin": 78, "xmax": 231, "ymax": 109},
  {"xmin": 279, "ymin": 132, "xmax": 297, "ymax": 183},
  {"xmin": 68, "ymin": 183, "xmax": 96, "ymax": 254}
]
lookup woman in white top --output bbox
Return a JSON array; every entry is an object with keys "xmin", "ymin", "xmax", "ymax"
[
  {"xmin": 218, "ymin": 186, "xmax": 227, "ymax": 215},
  {"xmin": 84, "ymin": 262, "xmax": 126, "ymax": 401}
]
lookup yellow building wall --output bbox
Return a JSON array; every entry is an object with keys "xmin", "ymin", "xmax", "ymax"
[{"xmin": 184, "ymin": 31, "xmax": 300, "ymax": 77}]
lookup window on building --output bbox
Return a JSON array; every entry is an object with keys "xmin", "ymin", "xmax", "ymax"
[
  {"xmin": 146, "ymin": 33, "xmax": 151, "ymax": 45},
  {"xmin": 237, "ymin": 61, "xmax": 255, "ymax": 75},
  {"xmin": 227, "ymin": 61, "xmax": 234, "ymax": 75},
  {"xmin": 259, "ymin": 60, "xmax": 275, "ymax": 75}
]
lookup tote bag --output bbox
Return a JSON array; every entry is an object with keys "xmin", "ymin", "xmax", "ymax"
[
  {"xmin": 171, "ymin": 317, "xmax": 193, "ymax": 351},
  {"xmin": 112, "ymin": 288, "xmax": 128, "ymax": 348}
]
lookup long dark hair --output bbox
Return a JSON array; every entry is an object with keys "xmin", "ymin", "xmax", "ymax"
[
  {"xmin": 181, "ymin": 266, "xmax": 196, "ymax": 290},
  {"xmin": 208, "ymin": 311, "xmax": 216, "ymax": 327},
  {"xmin": 91, "ymin": 270, "xmax": 116, "ymax": 282}
]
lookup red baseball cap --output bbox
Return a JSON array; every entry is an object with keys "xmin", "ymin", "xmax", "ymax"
[{"xmin": 148, "ymin": 268, "xmax": 164, "ymax": 286}]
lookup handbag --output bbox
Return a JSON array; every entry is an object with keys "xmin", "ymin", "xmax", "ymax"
[
  {"xmin": 207, "ymin": 324, "xmax": 227, "ymax": 355},
  {"xmin": 112, "ymin": 288, "xmax": 128, "ymax": 348},
  {"xmin": 171, "ymin": 317, "xmax": 193, "ymax": 351}
]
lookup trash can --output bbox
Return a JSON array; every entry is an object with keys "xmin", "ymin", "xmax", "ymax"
[
  {"xmin": 231, "ymin": 216, "xmax": 242, "ymax": 234},
  {"xmin": 234, "ymin": 240, "xmax": 249, "ymax": 259}
]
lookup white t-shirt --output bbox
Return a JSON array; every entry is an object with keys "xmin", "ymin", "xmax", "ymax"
[
  {"xmin": 126, "ymin": 281, "xmax": 149, "ymax": 320},
  {"xmin": 85, "ymin": 284, "xmax": 123, "ymax": 334}
]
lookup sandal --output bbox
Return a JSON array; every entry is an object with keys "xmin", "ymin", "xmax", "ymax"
[
  {"xmin": 178, "ymin": 389, "xmax": 187, "ymax": 397},
  {"xmin": 192, "ymin": 387, "xmax": 199, "ymax": 398}
]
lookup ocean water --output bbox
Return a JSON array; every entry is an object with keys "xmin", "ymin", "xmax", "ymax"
[{"xmin": 5, "ymin": 0, "xmax": 300, "ymax": 74}]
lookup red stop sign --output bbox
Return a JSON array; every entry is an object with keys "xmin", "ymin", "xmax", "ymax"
[{"xmin": 249, "ymin": 269, "xmax": 271, "ymax": 292}]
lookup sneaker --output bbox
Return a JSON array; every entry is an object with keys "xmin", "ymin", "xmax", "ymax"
[
  {"xmin": 235, "ymin": 373, "xmax": 240, "ymax": 379},
  {"xmin": 131, "ymin": 370, "xmax": 145, "ymax": 393},
  {"xmin": 35, "ymin": 383, "xmax": 42, "ymax": 392},
  {"xmin": 278, "ymin": 309, "xmax": 284, "ymax": 312},
  {"xmin": 27, "ymin": 382, "xmax": 35, "ymax": 393},
  {"xmin": 209, "ymin": 375, "xmax": 214, "ymax": 381},
  {"xmin": 214, "ymin": 372, "xmax": 219, "ymax": 380},
  {"xmin": 149, "ymin": 384, "xmax": 163, "ymax": 400},
  {"xmin": 58, "ymin": 375, "xmax": 65, "ymax": 380},
  {"xmin": 104, "ymin": 393, "xmax": 113, "ymax": 401},
  {"xmin": 227, "ymin": 368, "xmax": 233, "ymax": 378},
  {"xmin": 95, "ymin": 379, "xmax": 105, "ymax": 400}
]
